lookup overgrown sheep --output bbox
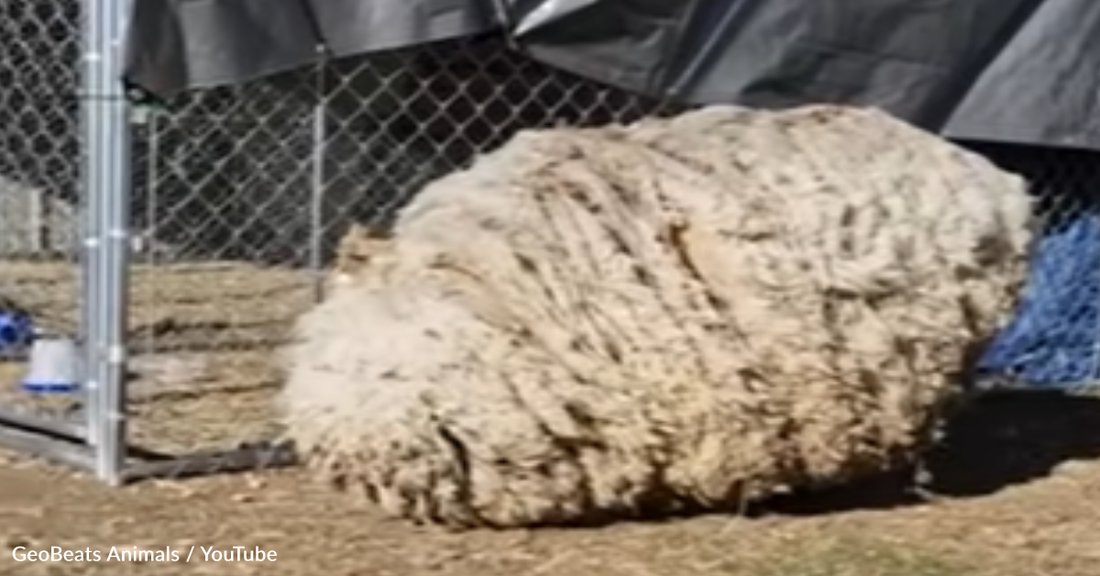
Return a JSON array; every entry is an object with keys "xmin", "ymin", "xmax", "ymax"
[{"xmin": 279, "ymin": 105, "xmax": 1035, "ymax": 528}]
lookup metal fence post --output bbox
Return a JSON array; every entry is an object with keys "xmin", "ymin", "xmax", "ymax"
[
  {"xmin": 80, "ymin": 0, "xmax": 131, "ymax": 485},
  {"xmin": 309, "ymin": 47, "xmax": 330, "ymax": 304}
]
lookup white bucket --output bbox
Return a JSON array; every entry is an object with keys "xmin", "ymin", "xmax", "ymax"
[{"xmin": 20, "ymin": 337, "xmax": 80, "ymax": 394}]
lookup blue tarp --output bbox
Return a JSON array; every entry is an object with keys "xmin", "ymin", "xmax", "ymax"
[
  {"xmin": 975, "ymin": 144, "xmax": 1100, "ymax": 389},
  {"xmin": 979, "ymin": 212, "xmax": 1100, "ymax": 388}
]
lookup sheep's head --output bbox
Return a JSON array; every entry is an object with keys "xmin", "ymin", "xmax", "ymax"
[{"xmin": 332, "ymin": 224, "xmax": 393, "ymax": 284}]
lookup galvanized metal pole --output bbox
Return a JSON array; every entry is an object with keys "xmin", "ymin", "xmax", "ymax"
[
  {"xmin": 80, "ymin": 0, "xmax": 131, "ymax": 485},
  {"xmin": 309, "ymin": 46, "xmax": 329, "ymax": 304},
  {"xmin": 78, "ymin": 7, "xmax": 101, "ymax": 456}
]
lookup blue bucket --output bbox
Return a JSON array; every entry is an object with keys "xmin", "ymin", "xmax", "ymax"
[{"xmin": 0, "ymin": 310, "xmax": 34, "ymax": 357}]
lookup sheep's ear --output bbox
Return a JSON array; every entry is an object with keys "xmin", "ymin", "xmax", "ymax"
[
  {"xmin": 337, "ymin": 227, "xmax": 368, "ymax": 258},
  {"xmin": 345, "ymin": 222, "xmax": 390, "ymax": 241},
  {"xmin": 335, "ymin": 223, "xmax": 394, "ymax": 279},
  {"xmin": 345, "ymin": 223, "xmax": 370, "ymax": 238}
]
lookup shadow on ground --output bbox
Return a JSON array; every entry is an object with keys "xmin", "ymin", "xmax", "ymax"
[{"xmin": 766, "ymin": 392, "xmax": 1100, "ymax": 516}]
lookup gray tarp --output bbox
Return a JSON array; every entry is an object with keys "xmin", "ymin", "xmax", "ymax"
[{"xmin": 124, "ymin": 0, "xmax": 1100, "ymax": 150}]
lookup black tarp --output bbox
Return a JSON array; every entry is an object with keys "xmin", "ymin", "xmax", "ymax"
[
  {"xmin": 124, "ymin": 0, "xmax": 1100, "ymax": 151},
  {"xmin": 112, "ymin": 1, "xmax": 1100, "ymax": 390},
  {"xmin": 124, "ymin": 0, "xmax": 497, "ymax": 95}
]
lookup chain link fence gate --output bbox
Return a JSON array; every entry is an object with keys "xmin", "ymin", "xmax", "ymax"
[{"xmin": 2, "ymin": 5, "xmax": 1100, "ymax": 484}]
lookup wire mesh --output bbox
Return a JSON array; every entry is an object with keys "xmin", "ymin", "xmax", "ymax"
[{"xmin": 967, "ymin": 142, "xmax": 1100, "ymax": 391}]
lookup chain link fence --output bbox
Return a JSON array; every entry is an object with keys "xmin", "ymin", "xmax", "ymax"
[
  {"xmin": 0, "ymin": 3, "xmax": 80, "ymax": 259},
  {"xmin": 1, "ymin": 4, "xmax": 1098, "ymax": 481},
  {"xmin": 967, "ymin": 142, "xmax": 1100, "ymax": 391}
]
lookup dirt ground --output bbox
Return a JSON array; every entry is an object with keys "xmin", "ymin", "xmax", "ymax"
[
  {"xmin": 1, "ymin": 261, "xmax": 1100, "ymax": 575},
  {"xmin": 0, "ymin": 395, "xmax": 1099, "ymax": 576}
]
